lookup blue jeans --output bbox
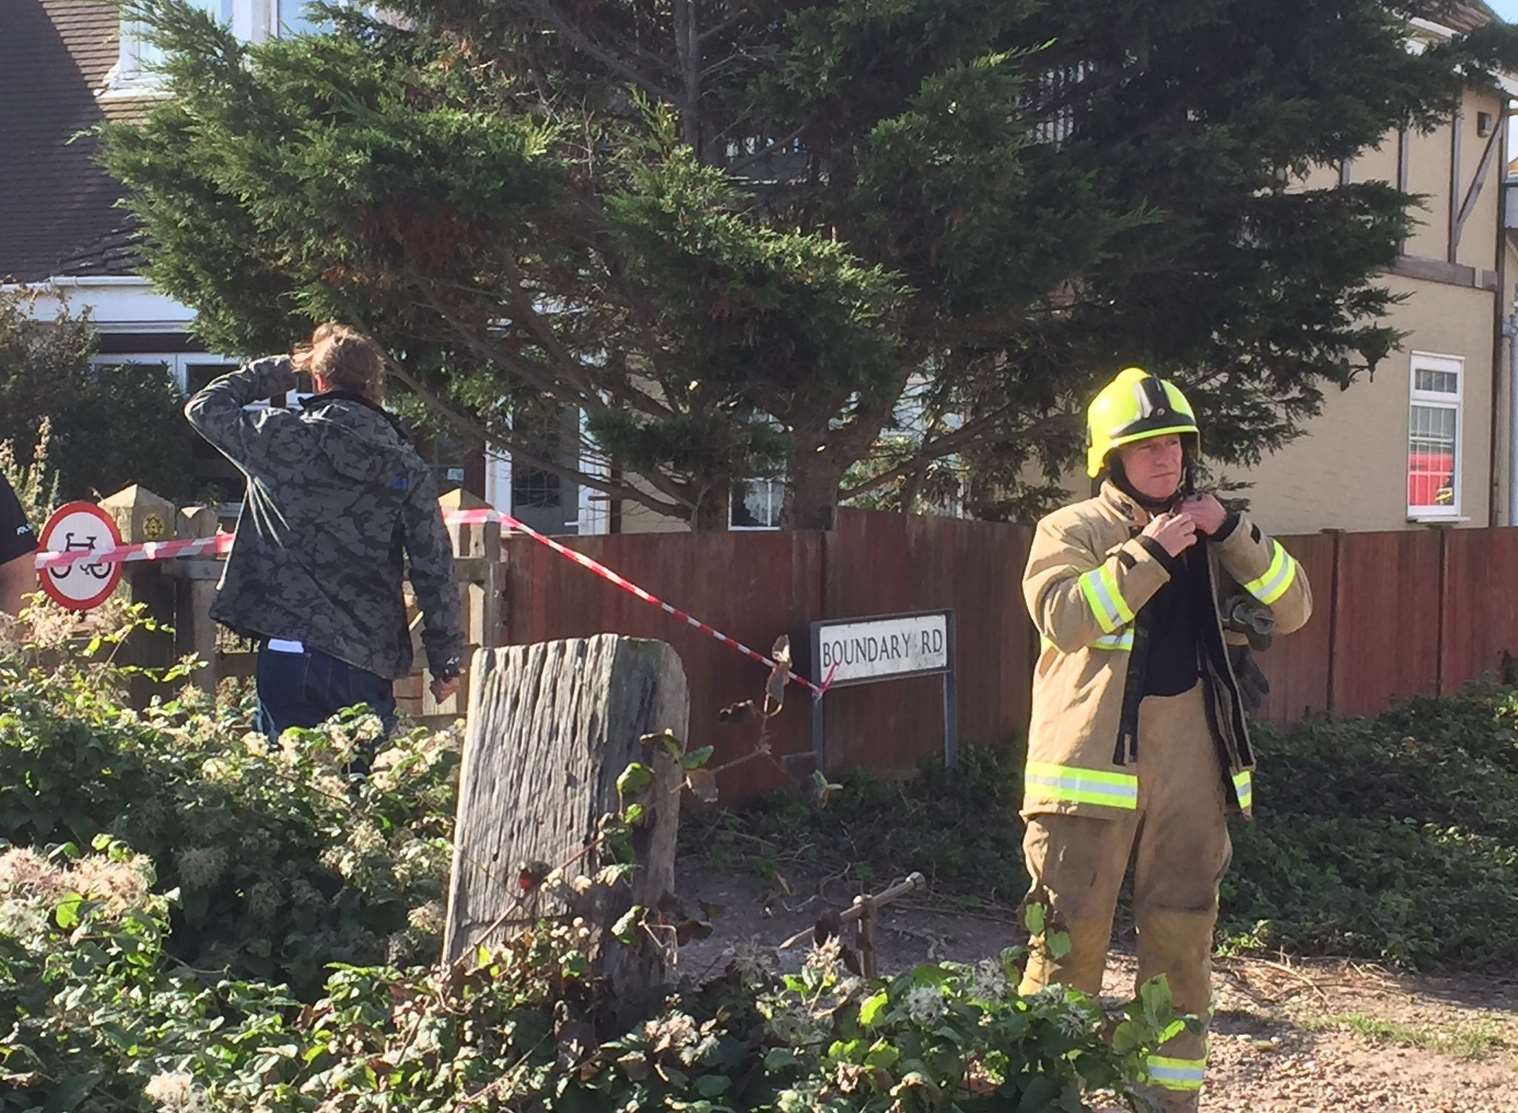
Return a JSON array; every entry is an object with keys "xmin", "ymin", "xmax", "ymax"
[{"xmin": 254, "ymin": 643, "xmax": 398, "ymax": 753}]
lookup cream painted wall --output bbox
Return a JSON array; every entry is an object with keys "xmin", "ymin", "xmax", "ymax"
[
  {"xmin": 618, "ymin": 474, "xmax": 693, "ymax": 533},
  {"xmin": 1455, "ymin": 87, "xmax": 1505, "ymax": 274},
  {"xmin": 1404, "ymin": 117, "xmax": 1453, "ymax": 259},
  {"xmin": 1236, "ymin": 274, "xmax": 1497, "ymax": 534}
]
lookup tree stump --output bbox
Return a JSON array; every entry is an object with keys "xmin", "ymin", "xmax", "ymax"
[{"xmin": 443, "ymin": 635, "xmax": 689, "ymax": 1000}]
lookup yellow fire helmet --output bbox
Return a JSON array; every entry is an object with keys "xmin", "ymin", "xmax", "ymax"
[{"xmin": 1085, "ymin": 366, "xmax": 1200, "ymax": 478}]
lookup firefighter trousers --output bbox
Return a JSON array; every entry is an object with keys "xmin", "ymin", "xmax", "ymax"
[{"xmin": 1018, "ymin": 684, "xmax": 1232, "ymax": 1112}]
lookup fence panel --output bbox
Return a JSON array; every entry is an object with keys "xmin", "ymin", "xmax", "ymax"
[
  {"xmin": 1251, "ymin": 532, "xmax": 1336, "ymax": 723},
  {"xmin": 1439, "ymin": 528, "xmax": 1518, "ymax": 693},
  {"xmin": 823, "ymin": 510, "xmax": 1034, "ymax": 773},
  {"xmin": 502, "ymin": 529, "xmax": 824, "ymax": 802},
  {"xmin": 1329, "ymin": 530, "xmax": 1443, "ymax": 716}
]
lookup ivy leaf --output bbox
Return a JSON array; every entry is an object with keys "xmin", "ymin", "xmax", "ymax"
[
  {"xmin": 1023, "ymin": 902, "xmax": 1046, "ymax": 936},
  {"xmin": 53, "ymin": 892, "xmax": 85, "ymax": 930},
  {"xmin": 682, "ymin": 745, "xmax": 714, "ymax": 769},
  {"xmin": 1139, "ymin": 976, "xmax": 1173, "ymax": 1027},
  {"xmin": 616, "ymin": 763, "xmax": 653, "ymax": 802},
  {"xmin": 642, "ymin": 729, "xmax": 685, "ymax": 763},
  {"xmin": 1047, "ymin": 930, "xmax": 1071, "ymax": 960},
  {"xmin": 695, "ymin": 1075, "xmax": 732, "ymax": 1097},
  {"xmin": 764, "ymin": 1048, "xmax": 800, "ymax": 1071},
  {"xmin": 811, "ymin": 769, "xmax": 843, "ymax": 807},
  {"xmin": 622, "ymin": 802, "xmax": 648, "ymax": 827},
  {"xmin": 596, "ymin": 862, "xmax": 640, "ymax": 888},
  {"xmin": 612, "ymin": 904, "xmax": 646, "ymax": 943},
  {"xmin": 859, "ymin": 990, "xmax": 890, "ymax": 1027}
]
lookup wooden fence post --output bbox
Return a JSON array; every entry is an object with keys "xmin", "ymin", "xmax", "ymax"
[
  {"xmin": 173, "ymin": 505, "xmax": 222, "ymax": 697},
  {"xmin": 419, "ymin": 488, "xmax": 503, "ymax": 722},
  {"xmin": 98, "ymin": 485, "xmax": 177, "ymax": 704},
  {"xmin": 443, "ymin": 635, "xmax": 689, "ymax": 1000}
]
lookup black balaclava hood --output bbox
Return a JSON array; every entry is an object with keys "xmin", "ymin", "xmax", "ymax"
[{"xmin": 1105, "ymin": 440, "xmax": 1196, "ymax": 513}]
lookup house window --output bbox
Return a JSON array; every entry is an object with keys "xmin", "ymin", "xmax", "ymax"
[
  {"xmin": 278, "ymin": 0, "xmax": 328, "ymax": 36},
  {"xmin": 112, "ymin": 0, "xmax": 332, "ymax": 92},
  {"xmin": 1407, "ymin": 352, "xmax": 1462, "ymax": 518},
  {"xmin": 112, "ymin": 0, "xmax": 223, "ymax": 91},
  {"xmin": 730, "ymin": 478, "xmax": 783, "ymax": 530}
]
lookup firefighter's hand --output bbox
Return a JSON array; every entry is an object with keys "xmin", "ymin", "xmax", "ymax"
[
  {"xmin": 1180, "ymin": 493, "xmax": 1228, "ymax": 535},
  {"xmin": 430, "ymin": 674, "xmax": 460, "ymax": 703},
  {"xmin": 1142, "ymin": 511, "xmax": 1199, "ymax": 557}
]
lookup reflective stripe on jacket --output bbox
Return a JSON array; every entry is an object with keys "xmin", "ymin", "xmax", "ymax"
[{"xmin": 1020, "ymin": 483, "xmax": 1312, "ymax": 820}]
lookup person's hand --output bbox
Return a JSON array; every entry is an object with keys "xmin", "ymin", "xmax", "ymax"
[
  {"xmin": 1141, "ymin": 511, "xmax": 1199, "ymax": 558},
  {"xmin": 430, "ymin": 674, "xmax": 460, "ymax": 703},
  {"xmin": 1180, "ymin": 493, "xmax": 1228, "ymax": 536}
]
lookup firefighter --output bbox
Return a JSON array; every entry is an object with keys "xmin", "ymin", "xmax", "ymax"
[{"xmin": 1018, "ymin": 366, "xmax": 1312, "ymax": 1110}]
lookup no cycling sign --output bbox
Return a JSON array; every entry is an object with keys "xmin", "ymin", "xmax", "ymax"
[{"xmin": 37, "ymin": 501, "xmax": 124, "ymax": 611}]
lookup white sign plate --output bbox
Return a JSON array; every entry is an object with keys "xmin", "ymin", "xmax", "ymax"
[
  {"xmin": 816, "ymin": 612, "xmax": 950, "ymax": 686},
  {"xmin": 38, "ymin": 501, "xmax": 124, "ymax": 611}
]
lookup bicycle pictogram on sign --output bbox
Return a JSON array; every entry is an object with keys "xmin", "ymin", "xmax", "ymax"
[{"xmin": 37, "ymin": 501, "xmax": 124, "ymax": 611}]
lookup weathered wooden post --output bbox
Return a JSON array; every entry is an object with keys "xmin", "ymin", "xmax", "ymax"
[
  {"xmin": 172, "ymin": 505, "xmax": 222, "ymax": 696},
  {"xmin": 418, "ymin": 488, "xmax": 501, "ymax": 723},
  {"xmin": 443, "ymin": 635, "xmax": 689, "ymax": 1000},
  {"xmin": 98, "ymin": 485, "xmax": 177, "ymax": 703}
]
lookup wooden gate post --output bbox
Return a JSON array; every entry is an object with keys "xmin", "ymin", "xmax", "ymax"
[
  {"xmin": 173, "ymin": 505, "xmax": 222, "ymax": 697},
  {"xmin": 443, "ymin": 635, "xmax": 689, "ymax": 999},
  {"xmin": 98, "ymin": 485, "xmax": 176, "ymax": 704}
]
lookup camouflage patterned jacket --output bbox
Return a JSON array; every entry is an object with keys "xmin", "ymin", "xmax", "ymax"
[{"xmin": 184, "ymin": 356, "xmax": 464, "ymax": 681}]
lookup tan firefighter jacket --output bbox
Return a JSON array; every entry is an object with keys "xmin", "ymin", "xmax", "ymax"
[{"xmin": 1021, "ymin": 483, "xmax": 1312, "ymax": 821}]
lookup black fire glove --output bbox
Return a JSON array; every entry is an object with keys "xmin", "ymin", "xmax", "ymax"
[{"xmin": 1227, "ymin": 644, "xmax": 1270, "ymax": 714}]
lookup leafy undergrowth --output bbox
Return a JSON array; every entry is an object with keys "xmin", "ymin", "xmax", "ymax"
[
  {"xmin": 1221, "ymin": 682, "xmax": 1518, "ymax": 969},
  {"xmin": 1, "ymin": 603, "xmax": 1177, "ymax": 1112},
  {"xmin": 688, "ymin": 684, "xmax": 1518, "ymax": 972},
  {"xmin": 682, "ymin": 743, "xmax": 1027, "ymax": 911}
]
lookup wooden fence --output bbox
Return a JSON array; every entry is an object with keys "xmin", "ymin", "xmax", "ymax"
[
  {"xmin": 96, "ymin": 486, "xmax": 1518, "ymax": 805},
  {"xmin": 500, "ymin": 510, "xmax": 1518, "ymax": 803}
]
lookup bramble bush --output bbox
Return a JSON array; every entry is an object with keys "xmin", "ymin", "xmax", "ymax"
[
  {"xmin": 0, "ymin": 604, "xmax": 1180, "ymax": 1112},
  {"xmin": 0, "ymin": 599, "xmax": 458, "ymax": 994}
]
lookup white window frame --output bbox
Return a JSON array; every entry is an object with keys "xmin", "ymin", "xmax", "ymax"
[
  {"xmin": 729, "ymin": 477, "xmax": 784, "ymax": 531},
  {"xmin": 108, "ymin": 0, "xmax": 340, "ymax": 93},
  {"xmin": 1407, "ymin": 351, "xmax": 1463, "ymax": 521}
]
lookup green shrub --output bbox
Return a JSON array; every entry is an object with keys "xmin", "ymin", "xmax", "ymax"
[
  {"xmin": 0, "ymin": 626, "xmax": 456, "ymax": 994},
  {"xmin": 0, "ymin": 288, "xmax": 197, "ymax": 504},
  {"xmin": 0, "ymin": 854, "xmax": 1179, "ymax": 1112},
  {"xmin": 0, "ymin": 633, "xmax": 1177, "ymax": 1112},
  {"xmin": 1222, "ymin": 682, "xmax": 1518, "ymax": 967}
]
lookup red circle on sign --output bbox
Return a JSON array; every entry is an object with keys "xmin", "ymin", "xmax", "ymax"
[{"xmin": 37, "ymin": 501, "xmax": 125, "ymax": 611}]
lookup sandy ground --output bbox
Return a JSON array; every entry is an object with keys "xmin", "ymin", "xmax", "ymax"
[{"xmin": 674, "ymin": 861, "xmax": 1518, "ymax": 1112}]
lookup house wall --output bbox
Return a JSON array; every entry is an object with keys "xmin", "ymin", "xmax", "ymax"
[
  {"xmin": 1234, "ymin": 84, "xmax": 1510, "ymax": 534},
  {"xmin": 1237, "ymin": 274, "xmax": 1495, "ymax": 533}
]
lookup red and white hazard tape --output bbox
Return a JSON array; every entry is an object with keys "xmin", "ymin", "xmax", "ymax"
[
  {"xmin": 32, "ymin": 507, "xmax": 827, "ymax": 698},
  {"xmin": 33, "ymin": 531, "xmax": 234, "ymax": 570},
  {"xmin": 446, "ymin": 507, "xmax": 826, "ymax": 698}
]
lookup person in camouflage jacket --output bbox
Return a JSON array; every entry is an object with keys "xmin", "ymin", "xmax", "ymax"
[{"xmin": 185, "ymin": 324, "xmax": 464, "ymax": 744}]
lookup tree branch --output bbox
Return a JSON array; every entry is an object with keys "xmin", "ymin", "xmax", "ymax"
[
  {"xmin": 516, "ymin": 0, "xmax": 682, "ymax": 104},
  {"xmin": 839, "ymin": 405, "xmax": 1016, "ymax": 501},
  {"xmin": 386, "ymin": 359, "xmax": 690, "ymax": 519}
]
